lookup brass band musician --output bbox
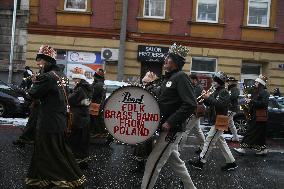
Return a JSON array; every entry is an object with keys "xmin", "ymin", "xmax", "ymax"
[
  {"xmin": 189, "ymin": 71, "xmax": 238, "ymax": 171},
  {"xmin": 141, "ymin": 43, "xmax": 197, "ymax": 189},
  {"xmin": 234, "ymin": 75, "xmax": 269, "ymax": 156}
]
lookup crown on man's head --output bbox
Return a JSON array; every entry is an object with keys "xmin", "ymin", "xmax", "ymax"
[
  {"xmin": 168, "ymin": 43, "xmax": 190, "ymax": 58},
  {"xmin": 71, "ymin": 67, "xmax": 85, "ymax": 75}
]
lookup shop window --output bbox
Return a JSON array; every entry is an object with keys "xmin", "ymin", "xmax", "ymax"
[
  {"xmin": 191, "ymin": 57, "xmax": 217, "ymax": 74},
  {"xmin": 143, "ymin": 0, "xmax": 166, "ymax": 19},
  {"xmin": 64, "ymin": 0, "xmax": 87, "ymax": 12},
  {"xmin": 196, "ymin": 0, "xmax": 219, "ymax": 23},
  {"xmin": 247, "ymin": 0, "xmax": 271, "ymax": 27}
]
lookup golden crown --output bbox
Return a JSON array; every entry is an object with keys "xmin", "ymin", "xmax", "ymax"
[{"xmin": 168, "ymin": 43, "xmax": 190, "ymax": 57}]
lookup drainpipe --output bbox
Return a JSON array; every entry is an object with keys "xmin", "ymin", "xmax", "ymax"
[
  {"xmin": 117, "ymin": 0, "xmax": 128, "ymax": 81},
  {"xmin": 8, "ymin": 0, "xmax": 18, "ymax": 84}
]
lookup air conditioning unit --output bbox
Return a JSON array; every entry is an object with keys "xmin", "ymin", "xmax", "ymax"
[{"xmin": 101, "ymin": 48, "xmax": 119, "ymax": 61}]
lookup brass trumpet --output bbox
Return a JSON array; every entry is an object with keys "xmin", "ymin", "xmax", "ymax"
[{"xmin": 196, "ymin": 86, "xmax": 216, "ymax": 103}]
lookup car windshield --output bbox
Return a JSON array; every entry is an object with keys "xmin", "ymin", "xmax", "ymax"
[{"xmin": 0, "ymin": 81, "xmax": 12, "ymax": 90}]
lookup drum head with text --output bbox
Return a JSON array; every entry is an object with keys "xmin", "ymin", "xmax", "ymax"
[{"xmin": 103, "ymin": 85, "xmax": 160, "ymax": 145}]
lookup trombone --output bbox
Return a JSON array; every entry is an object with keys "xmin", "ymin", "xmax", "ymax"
[{"xmin": 196, "ymin": 86, "xmax": 216, "ymax": 103}]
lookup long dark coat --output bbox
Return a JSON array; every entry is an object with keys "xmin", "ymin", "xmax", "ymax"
[
  {"xmin": 25, "ymin": 66, "xmax": 86, "ymax": 188},
  {"xmin": 240, "ymin": 86, "xmax": 269, "ymax": 150},
  {"xmin": 68, "ymin": 80, "xmax": 93, "ymax": 161}
]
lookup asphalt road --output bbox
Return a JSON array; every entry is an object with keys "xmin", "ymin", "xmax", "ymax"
[{"xmin": 0, "ymin": 125, "xmax": 283, "ymax": 189}]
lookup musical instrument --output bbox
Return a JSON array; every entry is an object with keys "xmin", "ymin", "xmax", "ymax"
[
  {"xmin": 240, "ymin": 85, "xmax": 254, "ymax": 121},
  {"xmin": 103, "ymin": 85, "xmax": 160, "ymax": 145},
  {"xmin": 196, "ymin": 86, "xmax": 216, "ymax": 103}
]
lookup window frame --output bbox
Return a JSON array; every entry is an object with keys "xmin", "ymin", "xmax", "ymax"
[
  {"xmin": 64, "ymin": 0, "xmax": 88, "ymax": 12},
  {"xmin": 247, "ymin": 0, "xmax": 271, "ymax": 27},
  {"xmin": 190, "ymin": 57, "xmax": 218, "ymax": 74},
  {"xmin": 196, "ymin": 0, "xmax": 220, "ymax": 23},
  {"xmin": 143, "ymin": 0, "xmax": 166, "ymax": 19}
]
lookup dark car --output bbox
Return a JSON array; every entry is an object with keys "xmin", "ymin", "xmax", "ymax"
[
  {"xmin": 233, "ymin": 96, "xmax": 284, "ymax": 138},
  {"xmin": 0, "ymin": 80, "xmax": 30, "ymax": 117}
]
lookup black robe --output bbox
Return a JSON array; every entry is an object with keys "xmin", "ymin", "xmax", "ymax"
[
  {"xmin": 25, "ymin": 66, "xmax": 86, "ymax": 188},
  {"xmin": 240, "ymin": 86, "xmax": 269, "ymax": 151},
  {"xmin": 68, "ymin": 80, "xmax": 93, "ymax": 163}
]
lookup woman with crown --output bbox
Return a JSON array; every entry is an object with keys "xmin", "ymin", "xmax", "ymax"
[{"xmin": 25, "ymin": 45, "xmax": 86, "ymax": 188}]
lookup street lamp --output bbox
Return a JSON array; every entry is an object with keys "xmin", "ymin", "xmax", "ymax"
[{"xmin": 8, "ymin": 0, "xmax": 18, "ymax": 84}]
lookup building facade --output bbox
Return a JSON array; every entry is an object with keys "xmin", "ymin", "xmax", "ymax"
[
  {"xmin": 26, "ymin": 0, "xmax": 284, "ymax": 92},
  {"xmin": 0, "ymin": 0, "xmax": 29, "ymax": 84}
]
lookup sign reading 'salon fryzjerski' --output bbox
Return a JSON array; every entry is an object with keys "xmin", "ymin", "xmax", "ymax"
[
  {"xmin": 103, "ymin": 86, "xmax": 160, "ymax": 145},
  {"xmin": 137, "ymin": 45, "xmax": 169, "ymax": 62}
]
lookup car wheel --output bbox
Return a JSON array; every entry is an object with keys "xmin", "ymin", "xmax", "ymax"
[
  {"xmin": 234, "ymin": 116, "xmax": 248, "ymax": 135},
  {"xmin": 0, "ymin": 102, "xmax": 6, "ymax": 117}
]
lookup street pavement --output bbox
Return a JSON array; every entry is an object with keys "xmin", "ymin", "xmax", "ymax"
[{"xmin": 0, "ymin": 125, "xmax": 283, "ymax": 189}]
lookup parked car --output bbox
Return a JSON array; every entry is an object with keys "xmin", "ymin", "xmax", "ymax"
[
  {"xmin": 0, "ymin": 80, "xmax": 30, "ymax": 117},
  {"xmin": 233, "ymin": 96, "xmax": 284, "ymax": 138},
  {"xmin": 104, "ymin": 80, "xmax": 129, "ymax": 99}
]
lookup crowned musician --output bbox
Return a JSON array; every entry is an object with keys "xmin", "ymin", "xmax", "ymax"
[
  {"xmin": 141, "ymin": 43, "xmax": 197, "ymax": 189},
  {"xmin": 25, "ymin": 45, "xmax": 86, "ymax": 188}
]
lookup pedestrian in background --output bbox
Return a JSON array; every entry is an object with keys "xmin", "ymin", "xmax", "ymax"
[
  {"xmin": 141, "ymin": 43, "xmax": 197, "ymax": 189},
  {"xmin": 68, "ymin": 67, "xmax": 93, "ymax": 170},
  {"xmin": 226, "ymin": 76, "xmax": 240, "ymax": 142},
  {"xmin": 90, "ymin": 68, "xmax": 107, "ymax": 139},
  {"xmin": 234, "ymin": 75, "xmax": 269, "ymax": 156},
  {"xmin": 25, "ymin": 45, "xmax": 86, "ymax": 188}
]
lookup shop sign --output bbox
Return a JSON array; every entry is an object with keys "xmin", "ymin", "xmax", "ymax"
[
  {"xmin": 137, "ymin": 45, "xmax": 169, "ymax": 62},
  {"xmin": 68, "ymin": 51, "xmax": 102, "ymax": 64}
]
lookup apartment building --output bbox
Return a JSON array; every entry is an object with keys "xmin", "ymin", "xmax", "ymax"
[{"xmin": 26, "ymin": 0, "xmax": 284, "ymax": 92}]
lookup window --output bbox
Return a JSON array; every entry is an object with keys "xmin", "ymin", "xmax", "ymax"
[
  {"xmin": 143, "ymin": 0, "xmax": 166, "ymax": 19},
  {"xmin": 64, "ymin": 0, "xmax": 87, "ymax": 12},
  {"xmin": 196, "ymin": 0, "xmax": 219, "ymax": 23},
  {"xmin": 191, "ymin": 57, "xmax": 217, "ymax": 74},
  {"xmin": 247, "ymin": 0, "xmax": 270, "ymax": 27}
]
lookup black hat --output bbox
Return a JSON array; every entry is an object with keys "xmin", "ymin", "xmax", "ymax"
[
  {"xmin": 213, "ymin": 71, "xmax": 227, "ymax": 85},
  {"xmin": 168, "ymin": 53, "xmax": 186, "ymax": 70},
  {"xmin": 93, "ymin": 68, "xmax": 104, "ymax": 79},
  {"xmin": 189, "ymin": 73, "xmax": 198, "ymax": 80},
  {"xmin": 167, "ymin": 43, "xmax": 190, "ymax": 70}
]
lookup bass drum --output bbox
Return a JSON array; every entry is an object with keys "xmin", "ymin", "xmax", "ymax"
[{"xmin": 103, "ymin": 85, "xmax": 160, "ymax": 145}]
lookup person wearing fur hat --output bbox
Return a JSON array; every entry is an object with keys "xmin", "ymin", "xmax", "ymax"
[
  {"xmin": 226, "ymin": 76, "xmax": 240, "ymax": 142},
  {"xmin": 141, "ymin": 43, "xmax": 197, "ymax": 189},
  {"xmin": 189, "ymin": 71, "xmax": 238, "ymax": 171},
  {"xmin": 234, "ymin": 75, "xmax": 270, "ymax": 156},
  {"xmin": 68, "ymin": 67, "xmax": 93, "ymax": 169},
  {"xmin": 25, "ymin": 45, "xmax": 86, "ymax": 188},
  {"xmin": 90, "ymin": 68, "xmax": 107, "ymax": 140}
]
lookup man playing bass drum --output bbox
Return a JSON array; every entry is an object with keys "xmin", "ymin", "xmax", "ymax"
[{"xmin": 141, "ymin": 43, "xmax": 197, "ymax": 189}]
